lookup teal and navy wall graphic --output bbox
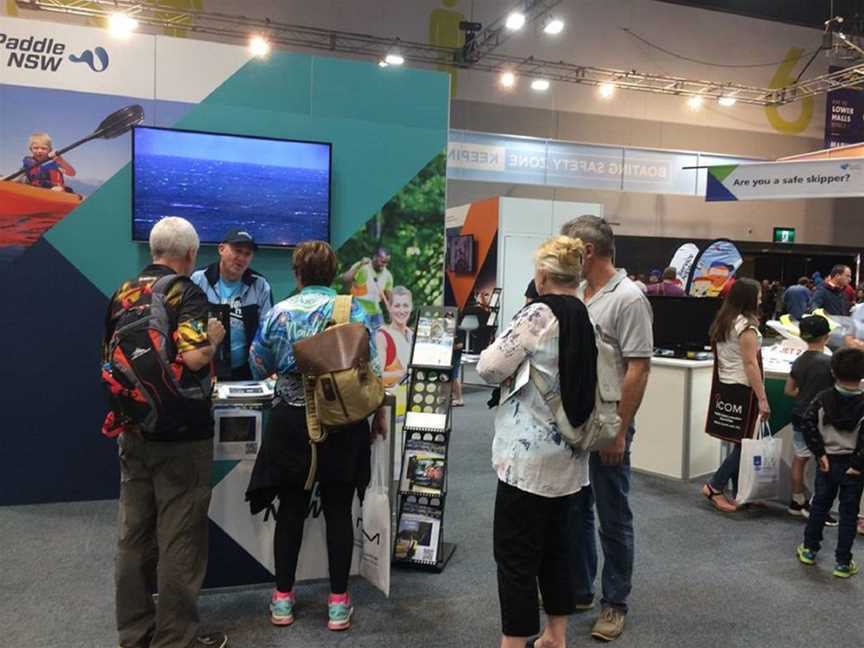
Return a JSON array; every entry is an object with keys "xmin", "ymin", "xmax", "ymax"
[{"xmin": 0, "ymin": 52, "xmax": 449, "ymax": 509}]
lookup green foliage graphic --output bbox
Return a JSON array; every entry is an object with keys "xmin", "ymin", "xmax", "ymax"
[{"xmin": 336, "ymin": 152, "xmax": 446, "ymax": 309}]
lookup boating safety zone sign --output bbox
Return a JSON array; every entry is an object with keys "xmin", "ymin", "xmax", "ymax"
[{"xmin": 706, "ymin": 158, "xmax": 864, "ymax": 201}]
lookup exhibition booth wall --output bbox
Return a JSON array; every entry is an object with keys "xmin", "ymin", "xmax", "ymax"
[
  {"xmin": 0, "ymin": 16, "xmax": 449, "ymax": 506},
  {"xmin": 445, "ymin": 197, "xmax": 603, "ymax": 332}
]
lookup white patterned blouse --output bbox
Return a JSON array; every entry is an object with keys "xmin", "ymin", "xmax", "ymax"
[{"xmin": 476, "ymin": 302, "xmax": 590, "ymax": 498}]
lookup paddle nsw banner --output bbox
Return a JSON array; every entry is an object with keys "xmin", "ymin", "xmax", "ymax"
[
  {"xmin": 705, "ymin": 158, "xmax": 864, "ymax": 201},
  {"xmin": 0, "ymin": 16, "xmax": 247, "ymax": 263}
]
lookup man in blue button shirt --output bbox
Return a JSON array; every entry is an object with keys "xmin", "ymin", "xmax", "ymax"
[
  {"xmin": 191, "ymin": 229, "xmax": 273, "ymax": 380},
  {"xmin": 783, "ymin": 277, "xmax": 812, "ymax": 321}
]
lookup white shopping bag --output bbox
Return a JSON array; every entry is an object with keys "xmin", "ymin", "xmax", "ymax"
[
  {"xmin": 359, "ymin": 435, "xmax": 391, "ymax": 597},
  {"xmin": 737, "ymin": 419, "xmax": 782, "ymax": 505}
]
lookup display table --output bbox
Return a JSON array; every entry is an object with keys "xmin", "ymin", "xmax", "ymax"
[
  {"xmin": 631, "ymin": 357, "xmax": 716, "ymax": 480},
  {"xmin": 631, "ymin": 354, "xmax": 821, "ymax": 504},
  {"xmin": 203, "ymin": 386, "xmax": 398, "ymax": 590},
  {"xmin": 631, "ymin": 357, "xmax": 800, "ymax": 483}
]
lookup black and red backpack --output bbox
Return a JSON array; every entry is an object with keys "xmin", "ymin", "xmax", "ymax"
[{"xmin": 101, "ymin": 274, "xmax": 211, "ymax": 438}]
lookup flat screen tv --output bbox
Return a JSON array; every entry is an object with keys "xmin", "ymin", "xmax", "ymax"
[
  {"xmin": 132, "ymin": 126, "xmax": 331, "ymax": 247},
  {"xmin": 447, "ymin": 234, "xmax": 475, "ymax": 273},
  {"xmin": 649, "ymin": 295, "xmax": 721, "ymax": 352}
]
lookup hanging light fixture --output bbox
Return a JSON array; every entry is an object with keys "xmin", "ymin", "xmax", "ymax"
[
  {"xmin": 107, "ymin": 13, "xmax": 138, "ymax": 38},
  {"xmin": 531, "ymin": 78, "xmax": 550, "ymax": 91},
  {"xmin": 543, "ymin": 18, "xmax": 564, "ymax": 35},
  {"xmin": 248, "ymin": 34, "xmax": 271, "ymax": 58},
  {"xmin": 505, "ymin": 11, "xmax": 527, "ymax": 31},
  {"xmin": 598, "ymin": 82, "xmax": 616, "ymax": 99}
]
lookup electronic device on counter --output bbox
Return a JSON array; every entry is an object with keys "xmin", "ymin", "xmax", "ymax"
[
  {"xmin": 208, "ymin": 304, "xmax": 232, "ymax": 380},
  {"xmin": 213, "ymin": 407, "xmax": 262, "ymax": 460},
  {"xmin": 215, "ymin": 380, "xmax": 275, "ymax": 402},
  {"xmin": 686, "ymin": 350, "xmax": 712, "ymax": 360},
  {"xmin": 132, "ymin": 126, "xmax": 332, "ymax": 247}
]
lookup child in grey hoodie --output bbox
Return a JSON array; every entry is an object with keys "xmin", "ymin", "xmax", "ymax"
[{"xmin": 796, "ymin": 348, "xmax": 864, "ymax": 578}]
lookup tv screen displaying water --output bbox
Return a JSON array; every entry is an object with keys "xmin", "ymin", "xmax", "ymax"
[{"xmin": 132, "ymin": 127, "xmax": 331, "ymax": 247}]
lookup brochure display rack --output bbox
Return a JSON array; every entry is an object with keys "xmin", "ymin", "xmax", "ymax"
[
  {"xmin": 393, "ymin": 306, "xmax": 458, "ymax": 572},
  {"xmin": 483, "ymin": 287, "xmax": 503, "ymax": 329}
]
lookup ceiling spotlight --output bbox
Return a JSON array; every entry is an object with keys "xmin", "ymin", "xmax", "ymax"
[
  {"xmin": 505, "ymin": 12, "xmax": 526, "ymax": 31},
  {"xmin": 248, "ymin": 35, "xmax": 271, "ymax": 58},
  {"xmin": 384, "ymin": 52, "xmax": 405, "ymax": 66},
  {"xmin": 598, "ymin": 82, "xmax": 616, "ymax": 99},
  {"xmin": 718, "ymin": 95, "xmax": 737, "ymax": 107},
  {"xmin": 378, "ymin": 59, "xmax": 389, "ymax": 68},
  {"xmin": 531, "ymin": 78, "xmax": 550, "ymax": 91},
  {"xmin": 687, "ymin": 95, "xmax": 704, "ymax": 110},
  {"xmin": 543, "ymin": 18, "xmax": 565, "ymax": 35},
  {"xmin": 500, "ymin": 71, "xmax": 516, "ymax": 88},
  {"xmin": 107, "ymin": 12, "xmax": 138, "ymax": 38}
]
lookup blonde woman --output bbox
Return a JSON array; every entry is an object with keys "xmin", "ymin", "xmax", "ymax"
[
  {"xmin": 478, "ymin": 237, "xmax": 597, "ymax": 648},
  {"xmin": 376, "ymin": 286, "xmax": 413, "ymax": 388}
]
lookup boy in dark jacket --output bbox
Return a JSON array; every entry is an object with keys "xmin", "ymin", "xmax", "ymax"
[{"xmin": 796, "ymin": 348, "xmax": 864, "ymax": 578}]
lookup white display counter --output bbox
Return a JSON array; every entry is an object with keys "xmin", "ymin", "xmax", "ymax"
[
  {"xmin": 632, "ymin": 356, "xmax": 823, "ymax": 509},
  {"xmin": 204, "ymin": 388, "xmax": 399, "ymax": 589},
  {"xmin": 631, "ymin": 357, "xmax": 716, "ymax": 480}
]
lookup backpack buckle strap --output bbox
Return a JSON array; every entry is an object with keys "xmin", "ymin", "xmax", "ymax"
[{"xmin": 332, "ymin": 295, "xmax": 352, "ymax": 325}]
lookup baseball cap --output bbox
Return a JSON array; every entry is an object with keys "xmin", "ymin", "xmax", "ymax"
[
  {"xmin": 222, "ymin": 228, "xmax": 257, "ymax": 250},
  {"xmin": 799, "ymin": 314, "xmax": 830, "ymax": 341}
]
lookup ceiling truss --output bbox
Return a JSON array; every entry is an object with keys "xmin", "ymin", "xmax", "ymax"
[{"xmin": 13, "ymin": 0, "xmax": 864, "ymax": 107}]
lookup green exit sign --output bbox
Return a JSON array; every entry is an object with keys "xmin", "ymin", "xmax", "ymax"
[{"xmin": 774, "ymin": 227, "xmax": 796, "ymax": 243}]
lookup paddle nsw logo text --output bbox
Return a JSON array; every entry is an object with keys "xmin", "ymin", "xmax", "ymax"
[{"xmin": 0, "ymin": 33, "xmax": 109, "ymax": 72}]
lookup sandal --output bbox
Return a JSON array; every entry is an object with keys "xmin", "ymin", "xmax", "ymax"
[
  {"xmin": 451, "ymin": 399, "xmax": 465, "ymax": 407},
  {"xmin": 701, "ymin": 483, "xmax": 737, "ymax": 513}
]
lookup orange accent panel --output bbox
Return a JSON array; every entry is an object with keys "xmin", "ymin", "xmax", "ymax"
[{"xmin": 447, "ymin": 197, "xmax": 499, "ymax": 310}]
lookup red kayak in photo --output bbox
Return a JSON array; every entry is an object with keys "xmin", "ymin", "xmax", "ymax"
[{"xmin": 0, "ymin": 181, "xmax": 82, "ymax": 247}]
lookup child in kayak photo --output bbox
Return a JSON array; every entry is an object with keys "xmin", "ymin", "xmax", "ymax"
[{"xmin": 23, "ymin": 132, "xmax": 77, "ymax": 192}]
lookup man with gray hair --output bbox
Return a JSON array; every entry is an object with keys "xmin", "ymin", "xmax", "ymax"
[
  {"xmin": 561, "ymin": 215, "xmax": 653, "ymax": 642},
  {"xmin": 102, "ymin": 217, "xmax": 228, "ymax": 648}
]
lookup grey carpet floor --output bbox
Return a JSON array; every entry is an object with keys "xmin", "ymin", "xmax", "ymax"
[{"xmin": 2, "ymin": 389, "xmax": 863, "ymax": 647}]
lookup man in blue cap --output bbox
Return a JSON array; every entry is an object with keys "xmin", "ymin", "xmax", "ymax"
[{"xmin": 192, "ymin": 228, "xmax": 273, "ymax": 380}]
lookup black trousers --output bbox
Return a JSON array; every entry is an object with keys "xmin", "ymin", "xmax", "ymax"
[
  {"xmin": 275, "ymin": 481, "xmax": 356, "ymax": 594},
  {"xmin": 494, "ymin": 480, "xmax": 581, "ymax": 638}
]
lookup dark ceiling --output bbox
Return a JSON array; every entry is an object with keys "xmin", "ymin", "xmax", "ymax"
[{"xmin": 656, "ymin": 1, "xmax": 864, "ymax": 35}]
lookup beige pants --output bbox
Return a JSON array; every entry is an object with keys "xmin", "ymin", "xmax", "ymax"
[{"xmin": 115, "ymin": 431, "xmax": 213, "ymax": 648}]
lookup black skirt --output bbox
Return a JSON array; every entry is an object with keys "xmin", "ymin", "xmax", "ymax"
[{"xmin": 245, "ymin": 403, "xmax": 371, "ymax": 515}]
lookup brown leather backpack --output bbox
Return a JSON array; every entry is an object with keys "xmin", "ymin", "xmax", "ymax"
[{"xmin": 293, "ymin": 295, "xmax": 385, "ymax": 446}]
